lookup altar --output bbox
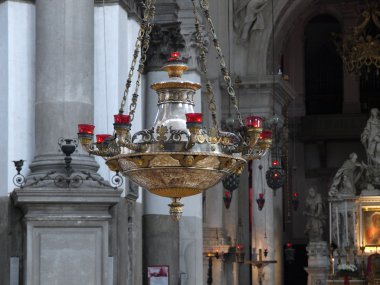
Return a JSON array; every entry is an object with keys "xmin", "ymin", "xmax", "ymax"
[
  {"xmin": 326, "ymin": 280, "xmax": 366, "ymax": 285},
  {"xmin": 306, "ymin": 109, "xmax": 380, "ymax": 285}
]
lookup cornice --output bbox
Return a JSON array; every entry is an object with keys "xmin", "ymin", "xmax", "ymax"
[
  {"xmin": 0, "ymin": 0, "xmax": 34, "ymax": 4},
  {"xmin": 94, "ymin": 0, "xmax": 143, "ymax": 20}
]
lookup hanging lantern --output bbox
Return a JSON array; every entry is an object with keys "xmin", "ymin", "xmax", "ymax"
[
  {"xmin": 77, "ymin": 0, "xmax": 274, "ymax": 220},
  {"xmin": 292, "ymin": 192, "xmax": 299, "ymax": 211},
  {"xmin": 235, "ymin": 244, "xmax": 245, "ymax": 263},
  {"xmin": 256, "ymin": 193, "xmax": 265, "ymax": 211},
  {"xmin": 223, "ymin": 189, "xmax": 232, "ymax": 209},
  {"xmin": 266, "ymin": 160, "xmax": 286, "ymax": 193},
  {"xmin": 264, "ymin": 248, "xmax": 269, "ymax": 258},
  {"xmin": 284, "ymin": 243, "xmax": 295, "ymax": 264},
  {"xmin": 222, "ymin": 173, "xmax": 240, "ymax": 192}
]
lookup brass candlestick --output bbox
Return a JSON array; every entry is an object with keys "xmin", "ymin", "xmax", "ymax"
[
  {"xmin": 360, "ymin": 245, "xmax": 366, "ymax": 278},
  {"xmin": 345, "ymin": 245, "xmax": 351, "ymax": 264},
  {"xmin": 353, "ymin": 248, "xmax": 358, "ymax": 266},
  {"xmin": 329, "ymin": 245, "xmax": 335, "ymax": 278},
  {"xmin": 337, "ymin": 247, "xmax": 342, "ymax": 265}
]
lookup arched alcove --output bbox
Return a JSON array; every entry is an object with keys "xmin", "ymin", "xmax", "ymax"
[
  {"xmin": 360, "ymin": 67, "xmax": 380, "ymax": 112},
  {"xmin": 304, "ymin": 15, "xmax": 343, "ymax": 115}
]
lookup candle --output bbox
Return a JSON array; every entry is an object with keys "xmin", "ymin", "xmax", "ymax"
[
  {"xmin": 329, "ymin": 202, "xmax": 332, "ymax": 245},
  {"xmin": 332, "ymin": 258, "xmax": 335, "ymax": 275},
  {"xmin": 345, "ymin": 201, "xmax": 349, "ymax": 245},
  {"xmin": 245, "ymin": 116, "xmax": 263, "ymax": 128},
  {"xmin": 114, "ymin": 114, "xmax": 131, "ymax": 124},
  {"xmin": 185, "ymin": 113, "xmax": 203, "ymax": 123},
  {"xmin": 336, "ymin": 206, "xmax": 340, "ymax": 247},
  {"xmin": 78, "ymin": 124, "xmax": 95, "ymax": 134},
  {"xmin": 259, "ymin": 249, "xmax": 263, "ymax": 261},
  {"xmin": 360, "ymin": 204, "xmax": 363, "ymax": 246}
]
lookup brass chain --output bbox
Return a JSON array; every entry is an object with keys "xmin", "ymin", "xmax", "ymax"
[
  {"xmin": 198, "ymin": 0, "xmax": 244, "ymax": 127},
  {"xmin": 128, "ymin": 0, "xmax": 156, "ymax": 122},
  {"xmin": 191, "ymin": 0, "xmax": 218, "ymax": 129},
  {"xmin": 118, "ymin": 0, "xmax": 156, "ymax": 116}
]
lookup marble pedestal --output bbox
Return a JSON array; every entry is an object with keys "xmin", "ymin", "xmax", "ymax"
[
  {"xmin": 12, "ymin": 187, "xmax": 121, "ymax": 285},
  {"xmin": 306, "ymin": 241, "xmax": 330, "ymax": 285}
]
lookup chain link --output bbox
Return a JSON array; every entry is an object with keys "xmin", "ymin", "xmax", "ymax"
[
  {"xmin": 198, "ymin": 0, "xmax": 244, "ymax": 127},
  {"xmin": 118, "ymin": 0, "xmax": 156, "ymax": 116},
  {"xmin": 128, "ymin": 0, "xmax": 156, "ymax": 122},
  {"xmin": 191, "ymin": 0, "xmax": 218, "ymax": 129}
]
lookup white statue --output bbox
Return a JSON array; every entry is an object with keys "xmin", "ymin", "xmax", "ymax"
[
  {"xmin": 329, "ymin": 153, "xmax": 363, "ymax": 197},
  {"xmin": 361, "ymin": 108, "xmax": 380, "ymax": 166},
  {"xmin": 304, "ymin": 187, "xmax": 325, "ymax": 242},
  {"xmin": 234, "ymin": 0, "xmax": 268, "ymax": 41}
]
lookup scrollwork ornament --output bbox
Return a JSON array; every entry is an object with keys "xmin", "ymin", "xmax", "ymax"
[
  {"xmin": 13, "ymin": 173, "xmax": 26, "ymax": 188},
  {"xmin": 111, "ymin": 171, "xmax": 124, "ymax": 188}
]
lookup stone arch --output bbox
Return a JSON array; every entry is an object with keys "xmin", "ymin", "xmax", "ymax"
[{"xmin": 245, "ymin": 0, "xmax": 345, "ymax": 76}]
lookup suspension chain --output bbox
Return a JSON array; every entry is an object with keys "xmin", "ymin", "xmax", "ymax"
[
  {"xmin": 198, "ymin": 0, "xmax": 244, "ymax": 127},
  {"xmin": 191, "ymin": 0, "xmax": 218, "ymax": 129},
  {"xmin": 128, "ymin": 0, "xmax": 156, "ymax": 122},
  {"xmin": 118, "ymin": 0, "xmax": 156, "ymax": 116}
]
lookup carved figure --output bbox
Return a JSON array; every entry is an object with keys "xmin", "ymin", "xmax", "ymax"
[
  {"xmin": 304, "ymin": 187, "xmax": 325, "ymax": 241},
  {"xmin": 234, "ymin": 0, "xmax": 268, "ymax": 41},
  {"xmin": 329, "ymin": 153, "xmax": 363, "ymax": 196},
  {"xmin": 361, "ymin": 108, "xmax": 380, "ymax": 166}
]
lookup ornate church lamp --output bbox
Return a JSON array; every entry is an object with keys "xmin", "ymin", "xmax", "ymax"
[{"xmin": 77, "ymin": 0, "xmax": 272, "ymax": 219}]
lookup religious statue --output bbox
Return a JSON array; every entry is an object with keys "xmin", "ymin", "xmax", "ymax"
[
  {"xmin": 361, "ymin": 108, "xmax": 380, "ymax": 166},
  {"xmin": 304, "ymin": 187, "xmax": 325, "ymax": 242},
  {"xmin": 234, "ymin": 0, "xmax": 268, "ymax": 41},
  {"xmin": 329, "ymin": 153, "xmax": 363, "ymax": 197}
]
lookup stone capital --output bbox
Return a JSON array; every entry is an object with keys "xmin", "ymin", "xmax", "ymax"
[{"xmin": 145, "ymin": 0, "xmax": 208, "ymax": 71}]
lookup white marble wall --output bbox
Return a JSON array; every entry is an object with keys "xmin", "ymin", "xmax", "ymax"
[{"xmin": 0, "ymin": 1, "xmax": 35, "ymax": 195}]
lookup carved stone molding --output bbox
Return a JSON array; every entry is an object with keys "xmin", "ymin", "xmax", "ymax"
[{"xmin": 94, "ymin": 0, "xmax": 144, "ymax": 18}]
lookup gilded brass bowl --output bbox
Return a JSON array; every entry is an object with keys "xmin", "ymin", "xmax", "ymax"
[{"xmin": 106, "ymin": 152, "xmax": 246, "ymax": 198}]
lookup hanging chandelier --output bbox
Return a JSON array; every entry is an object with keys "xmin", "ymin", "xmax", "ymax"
[
  {"xmin": 77, "ymin": 0, "xmax": 272, "ymax": 219},
  {"xmin": 334, "ymin": 4, "xmax": 380, "ymax": 75}
]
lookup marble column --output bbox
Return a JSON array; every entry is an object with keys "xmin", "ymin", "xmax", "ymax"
[
  {"xmin": 30, "ymin": 0, "xmax": 99, "ymax": 178},
  {"xmin": 12, "ymin": 1, "xmax": 122, "ymax": 284},
  {"xmin": 252, "ymin": 158, "xmax": 277, "ymax": 285},
  {"xmin": 143, "ymin": 66, "xmax": 203, "ymax": 284}
]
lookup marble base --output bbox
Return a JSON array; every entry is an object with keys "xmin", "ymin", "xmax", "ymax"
[
  {"xmin": 306, "ymin": 241, "xmax": 329, "ymax": 285},
  {"xmin": 12, "ymin": 187, "xmax": 122, "ymax": 285}
]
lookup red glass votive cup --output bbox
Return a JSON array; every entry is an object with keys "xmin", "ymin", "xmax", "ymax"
[
  {"xmin": 259, "ymin": 193, "xmax": 264, "ymax": 199},
  {"xmin": 260, "ymin": 130, "xmax": 273, "ymax": 139},
  {"xmin": 185, "ymin": 113, "xmax": 203, "ymax": 124},
  {"xmin": 168, "ymin": 51, "xmax": 181, "ymax": 61},
  {"xmin": 245, "ymin": 116, "xmax": 263, "ymax": 128},
  {"xmin": 78, "ymin": 124, "xmax": 95, "ymax": 135},
  {"xmin": 114, "ymin": 114, "xmax": 131, "ymax": 124},
  {"xmin": 96, "ymin": 134, "xmax": 112, "ymax": 144}
]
